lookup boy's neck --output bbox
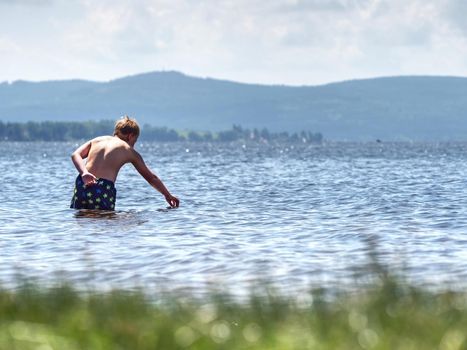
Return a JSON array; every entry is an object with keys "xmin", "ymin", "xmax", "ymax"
[{"xmin": 115, "ymin": 134, "xmax": 136, "ymax": 147}]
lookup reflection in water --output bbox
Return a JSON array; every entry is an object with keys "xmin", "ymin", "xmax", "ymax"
[
  {"xmin": 73, "ymin": 209, "xmax": 151, "ymax": 228},
  {"xmin": 1, "ymin": 141, "xmax": 467, "ymax": 295},
  {"xmin": 74, "ymin": 209, "xmax": 119, "ymax": 219}
]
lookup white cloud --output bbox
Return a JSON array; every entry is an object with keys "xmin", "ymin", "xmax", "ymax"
[
  {"xmin": 0, "ymin": 36, "xmax": 21, "ymax": 53},
  {"xmin": 0, "ymin": 0, "xmax": 52, "ymax": 5},
  {"xmin": 0, "ymin": 0, "xmax": 467, "ymax": 84}
]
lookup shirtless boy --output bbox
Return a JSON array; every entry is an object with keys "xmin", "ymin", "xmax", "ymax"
[{"xmin": 70, "ymin": 116, "xmax": 179, "ymax": 210}]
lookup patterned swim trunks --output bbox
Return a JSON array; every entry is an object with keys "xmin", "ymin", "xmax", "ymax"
[{"xmin": 70, "ymin": 175, "xmax": 117, "ymax": 210}]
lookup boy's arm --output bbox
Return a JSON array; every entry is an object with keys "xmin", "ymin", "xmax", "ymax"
[
  {"xmin": 130, "ymin": 150, "xmax": 180, "ymax": 208},
  {"xmin": 71, "ymin": 140, "xmax": 97, "ymax": 186}
]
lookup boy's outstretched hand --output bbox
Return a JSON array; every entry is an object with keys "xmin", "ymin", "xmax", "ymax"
[{"xmin": 165, "ymin": 194, "xmax": 180, "ymax": 208}]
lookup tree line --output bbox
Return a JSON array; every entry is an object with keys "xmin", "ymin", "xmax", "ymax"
[{"xmin": 0, "ymin": 120, "xmax": 323, "ymax": 143}]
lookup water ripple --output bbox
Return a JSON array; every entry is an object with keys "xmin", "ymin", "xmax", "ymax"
[{"xmin": 1, "ymin": 141, "xmax": 467, "ymax": 294}]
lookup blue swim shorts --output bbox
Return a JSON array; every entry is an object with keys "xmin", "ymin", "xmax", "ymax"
[{"xmin": 70, "ymin": 175, "xmax": 117, "ymax": 210}]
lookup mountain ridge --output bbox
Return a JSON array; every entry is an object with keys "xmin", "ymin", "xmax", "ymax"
[{"xmin": 1, "ymin": 71, "xmax": 467, "ymax": 140}]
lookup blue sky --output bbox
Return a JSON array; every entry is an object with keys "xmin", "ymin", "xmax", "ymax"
[{"xmin": 1, "ymin": 0, "xmax": 467, "ymax": 85}]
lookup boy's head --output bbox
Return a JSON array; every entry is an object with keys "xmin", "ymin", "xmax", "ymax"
[{"xmin": 114, "ymin": 116, "xmax": 140, "ymax": 143}]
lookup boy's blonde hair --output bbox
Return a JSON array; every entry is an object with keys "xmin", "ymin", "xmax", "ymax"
[{"xmin": 114, "ymin": 115, "xmax": 140, "ymax": 138}]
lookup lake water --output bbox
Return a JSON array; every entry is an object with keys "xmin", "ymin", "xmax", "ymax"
[{"xmin": 1, "ymin": 141, "xmax": 467, "ymax": 295}]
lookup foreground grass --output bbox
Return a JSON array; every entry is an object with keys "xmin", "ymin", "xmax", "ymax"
[{"xmin": 0, "ymin": 279, "xmax": 467, "ymax": 350}]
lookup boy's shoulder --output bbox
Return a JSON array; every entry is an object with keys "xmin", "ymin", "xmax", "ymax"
[
  {"xmin": 88, "ymin": 135, "xmax": 113, "ymax": 145},
  {"xmin": 96, "ymin": 135, "xmax": 137, "ymax": 157},
  {"xmin": 91, "ymin": 135, "xmax": 128, "ymax": 146},
  {"xmin": 92, "ymin": 135, "xmax": 113, "ymax": 142},
  {"xmin": 90, "ymin": 136, "xmax": 133, "ymax": 154}
]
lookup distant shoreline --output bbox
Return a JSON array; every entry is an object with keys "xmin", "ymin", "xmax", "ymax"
[{"xmin": 0, "ymin": 120, "xmax": 323, "ymax": 143}]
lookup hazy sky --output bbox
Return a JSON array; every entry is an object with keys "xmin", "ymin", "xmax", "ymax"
[{"xmin": 1, "ymin": 0, "xmax": 467, "ymax": 85}]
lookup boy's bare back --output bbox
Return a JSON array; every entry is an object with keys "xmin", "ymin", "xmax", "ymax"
[{"xmin": 84, "ymin": 136, "xmax": 135, "ymax": 183}]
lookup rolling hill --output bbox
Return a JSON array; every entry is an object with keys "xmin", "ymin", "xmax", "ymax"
[{"xmin": 1, "ymin": 71, "xmax": 467, "ymax": 140}]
